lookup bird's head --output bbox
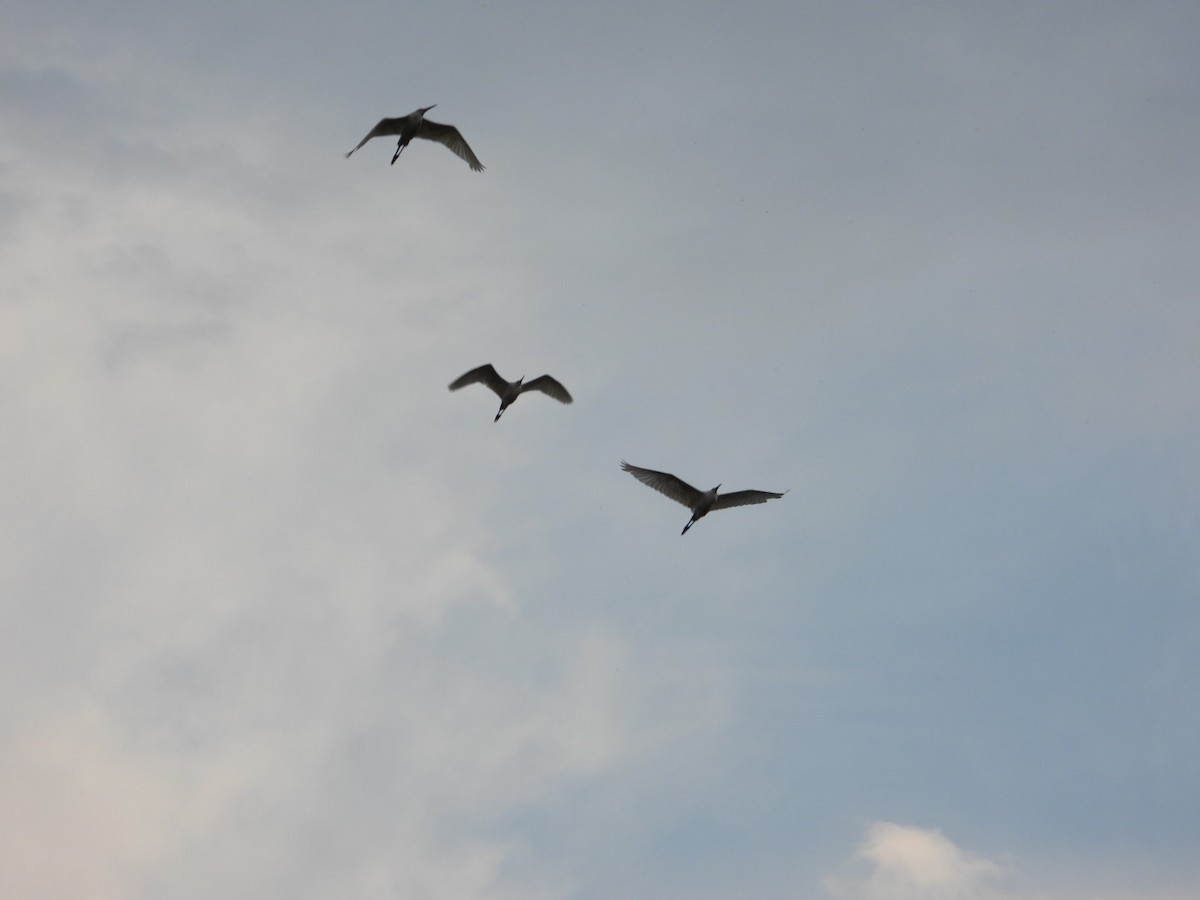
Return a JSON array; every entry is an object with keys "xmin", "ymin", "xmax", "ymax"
[
  {"xmin": 420, "ymin": 104, "xmax": 437, "ymax": 114},
  {"xmin": 713, "ymin": 483, "xmax": 722, "ymax": 493}
]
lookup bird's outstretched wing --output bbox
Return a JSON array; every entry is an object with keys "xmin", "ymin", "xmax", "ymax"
[
  {"xmin": 416, "ymin": 119, "xmax": 485, "ymax": 171},
  {"xmin": 522, "ymin": 375, "xmax": 572, "ymax": 404},
  {"xmin": 712, "ymin": 489, "xmax": 788, "ymax": 510},
  {"xmin": 449, "ymin": 364, "xmax": 509, "ymax": 398},
  {"xmin": 345, "ymin": 118, "xmax": 404, "ymax": 157},
  {"xmin": 620, "ymin": 461, "xmax": 702, "ymax": 508}
]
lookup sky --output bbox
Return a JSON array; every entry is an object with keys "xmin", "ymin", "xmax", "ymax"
[{"xmin": 2, "ymin": 1, "xmax": 1198, "ymax": 897}]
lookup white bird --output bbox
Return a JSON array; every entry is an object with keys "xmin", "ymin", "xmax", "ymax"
[
  {"xmin": 620, "ymin": 461, "xmax": 787, "ymax": 534},
  {"xmin": 449, "ymin": 364, "xmax": 572, "ymax": 421},
  {"xmin": 345, "ymin": 105, "xmax": 485, "ymax": 171}
]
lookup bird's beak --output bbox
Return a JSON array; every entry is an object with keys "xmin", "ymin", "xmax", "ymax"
[{"xmin": 425, "ymin": 104, "xmax": 437, "ymax": 112}]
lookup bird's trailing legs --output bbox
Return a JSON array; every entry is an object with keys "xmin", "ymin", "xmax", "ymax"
[
  {"xmin": 681, "ymin": 490, "xmax": 718, "ymax": 535},
  {"xmin": 391, "ymin": 141, "xmax": 405, "ymax": 165},
  {"xmin": 493, "ymin": 381, "xmax": 521, "ymax": 422}
]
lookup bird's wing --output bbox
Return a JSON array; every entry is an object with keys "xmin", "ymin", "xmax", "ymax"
[
  {"xmin": 711, "ymin": 489, "xmax": 788, "ymax": 511},
  {"xmin": 448, "ymin": 364, "xmax": 508, "ymax": 398},
  {"xmin": 522, "ymin": 375, "xmax": 572, "ymax": 404},
  {"xmin": 620, "ymin": 461, "xmax": 702, "ymax": 509},
  {"xmin": 416, "ymin": 120, "xmax": 485, "ymax": 171},
  {"xmin": 344, "ymin": 118, "xmax": 404, "ymax": 157}
]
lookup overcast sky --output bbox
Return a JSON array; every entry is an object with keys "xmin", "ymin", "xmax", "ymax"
[{"xmin": 2, "ymin": 2, "xmax": 1198, "ymax": 898}]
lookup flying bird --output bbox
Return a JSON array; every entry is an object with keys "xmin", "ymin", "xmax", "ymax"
[
  {"xmin": 449, "ymin": 364, "xmax": 572, "ymax": 421},
  {"xmin": 345, "ymin": 105, "xmax": 485, "ymax": 171},
  {"xmin": 620, "ymin": 461, "xmax": 787, "ymax": 534}
]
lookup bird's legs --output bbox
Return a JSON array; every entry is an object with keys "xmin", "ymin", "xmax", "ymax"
[{"xmin": 391, "ymin": 141, "xmax": 406, "ymax": 165}]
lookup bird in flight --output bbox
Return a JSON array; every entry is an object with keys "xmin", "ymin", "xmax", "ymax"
[
  {"xmin": 345, "ymin": 105, "xmax": 485, "ymax": 171},
  {"xmin": 620, "ymin": 461, "xmax": 787, "ymax": 534},
  {"xmin": 449, "ymin": 364, "xmax": 572, "ymax": 421}
]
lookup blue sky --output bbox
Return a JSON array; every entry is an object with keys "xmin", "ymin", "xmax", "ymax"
[{"xmin": 2, "ymin": 2, "xmax": 1198, "ymax": 898}]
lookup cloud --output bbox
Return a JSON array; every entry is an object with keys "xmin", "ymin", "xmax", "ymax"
[
  {"xmin": 4, "ymin": 3, "xmax": 1199, "ymax": 899},
  {"xmin": 824, "ymin": 821, "xmax": 1004, "ymax": 900},
  {"xmin": 0, "ymin": 77, "xmax": 728, "ymax": 897},
  {"xmin": 823, "ymin": 822, "xmax": 1200, "ymax": 900}
]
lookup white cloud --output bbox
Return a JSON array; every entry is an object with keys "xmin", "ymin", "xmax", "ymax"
[
  {"xmin": 824, "ymin": 821, "xmax": 1004, "ymax": 900},
  {"xmin": 823, "ymin": 822, "xmax": 1200, "ymax": 900}
]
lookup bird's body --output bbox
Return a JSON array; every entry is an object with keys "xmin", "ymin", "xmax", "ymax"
[
  {"xmin": 449, "ymin": 364, "xmax": 572, "ymax": 421},
  {"xmin": 345, "ymin": 105, "xmax": 484, "ymax": 171},
  {"xmin": 620, "ymin": 461, "xmax": 786, "ymax": 534}
]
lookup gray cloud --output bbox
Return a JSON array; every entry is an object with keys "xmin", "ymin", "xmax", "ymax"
[{"xmin": 2, "ymin": 1, "xmax": 1198, "ymax": 897}]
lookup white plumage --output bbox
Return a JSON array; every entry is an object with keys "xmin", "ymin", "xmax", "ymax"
[
  {"xmin": 621, "ymin": 461, "xmax": 786, "ymax": 534},
  {"xmin": 449, "ymin": 365, "xmax": 572, "ymax": 421},
  {"xmin": 345, "ymin": 105, "xmax": 484, "ymax": 171}
]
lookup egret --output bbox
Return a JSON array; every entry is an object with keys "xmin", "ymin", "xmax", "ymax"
[
  {"xmin": 345, "ymin": 105, "xmax": 485, "ymax": 171},
  {"xmin": 620, "ymin": 461, "xmax": 787, "ymax": 534},
  {"xmin": 449, "ymin": 364, "xmax": 572, "ymax": 421}
]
